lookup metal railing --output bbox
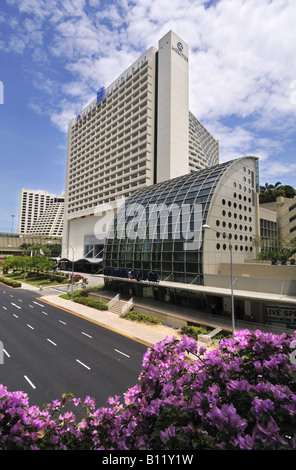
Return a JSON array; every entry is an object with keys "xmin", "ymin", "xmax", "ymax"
[
  {"xmin": 121, "ymin": 297, "xmax": 134, "ymax": 315},
  {"xmin": 107, "ymin": 294, "xmax": 120, "ymax": 310}
]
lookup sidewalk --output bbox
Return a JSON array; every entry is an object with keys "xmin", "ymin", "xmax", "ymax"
[
  {"xmin": 18, "ymin": 281, "xmax": 212, "ymax": 353},
  {"xmin": 39, "ymin": 292, "xmax": 183, "ymax": 348}
]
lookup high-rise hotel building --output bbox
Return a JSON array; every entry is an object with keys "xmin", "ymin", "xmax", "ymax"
[
  {"xmin": 63, "ymin": 31, "xmax": 219, "ymax": 264},
  {"xmin": 18, "ymin": 188, "xmax": 64, "ymax": 236}
]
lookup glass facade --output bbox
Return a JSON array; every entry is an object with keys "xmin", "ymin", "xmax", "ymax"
[{"xmin": 103, "ymin": 160, "xmax": 234, "ymax": 284}]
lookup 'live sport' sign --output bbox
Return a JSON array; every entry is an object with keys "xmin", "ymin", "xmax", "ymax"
[{"xmin": 265, "ymin": 305, "xmax": 296, "ymax": 323}]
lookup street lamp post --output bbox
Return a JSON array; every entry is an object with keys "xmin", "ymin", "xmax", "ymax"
[
  {"xmin": 203, "ymin": 224, "xmax": 235, "ymax": 333},
  {"xmin": 60, "ymin": 244, "xmax": 75, "ymax": 301},
  {"xmin": 69, "ymin": 245, "xmax": 74, "ymax": 301}
]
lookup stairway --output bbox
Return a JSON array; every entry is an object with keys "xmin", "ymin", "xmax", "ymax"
[
  {"xmin": 109, "ymin": 299, "xmax": 129, "ymax": 315},
  {"xmin": 108, "ymin": 295, "xmax": 134, "ymax": 315}
]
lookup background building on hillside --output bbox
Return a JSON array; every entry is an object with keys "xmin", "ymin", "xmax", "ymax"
[{"xmin": 260, "ymin": 196, "xmax": 296, "ymax": 242}]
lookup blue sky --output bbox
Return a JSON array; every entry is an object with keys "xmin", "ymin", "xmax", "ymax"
[{"xmin": 0, "ymin": 0, "xmax": 295, "ymax": 231}]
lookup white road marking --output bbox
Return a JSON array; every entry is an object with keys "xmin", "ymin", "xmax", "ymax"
[
  {"xmin": 24, "ymin": 375, "xmax": 36, "ymax": 389},
  {"xmin": 3, "ymin": 349, "xmax": 10, "ymax": 358},
  {"xmin": 33, "ymin": 301, "xmax": 44, "ymax": 307},
  {"xmin": 13, "ymin": 314, "xmax": 18, "ymax": 318},
  {"xmin": 11, "ymin": 303, "xmax": 21, "ymax": 309},
  {"xmin": 47, "ymin": 338, "xmax": 57, "ymax": 346},
  {"xmin": 2, "ymin": 306, "xmax": 7, "ymax": 310},
  {"xmin": 76, "ymin": 359, "xmax": 91, "ymax": 370},
  {"xmin": 81, "ymin": 331, "xmax": 92, "ymax": 338},
  {"xmin": 59, "ymin": 320, "xmax": 66, "ymax": 325},
  {"xmin": 42, "ymin": 311, "xmax": 48, "ymax": 315},
  {"xmin": 27, "ymin": 324, "xmax": 34, "ymax": 330},
  {"xmin": 115, "ymin": 349, "xmax": 130, "ymax": 358}
]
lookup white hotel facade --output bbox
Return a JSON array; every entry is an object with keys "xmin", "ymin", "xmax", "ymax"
[
  {"xmin": 63, "ymin": 31, "xmax": 219, "ymax": 266},
  {"xmin": 18, "ymin": 188, "xmax": 64, "ymax": 236}
]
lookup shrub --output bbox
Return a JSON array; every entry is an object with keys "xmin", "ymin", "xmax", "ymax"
[
  {"xmin": 121, "ymin": 310, "xmax": 163, "ymax": 325},
  {"xmin": 180, "ymin": 324, "xmax": 208, "ymax": 339},
  {"xmin": 1, "ymin": 330, "xmax": 296, "ymax": 450},
  {"xmin": 72, "ymin": 296, "xmax": 108, "ymax": 310},
  {"xmin": 0, "ymin": 276, "xmax": 21, "ymax": 288}
]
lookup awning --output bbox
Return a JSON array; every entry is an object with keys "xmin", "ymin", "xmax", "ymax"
[
  {"xmin": 57, "ymin": 257, "xmax": 103, "ymax": 264},
  {"xmin": 103, "ymin": 275, "xmax": 296, "ymax": 305}
]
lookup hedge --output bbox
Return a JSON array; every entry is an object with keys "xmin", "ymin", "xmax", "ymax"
[
  {"xmin": 0, "ymin": 276, "xmax": 21, "ymax": 288},
  {"xmin": 121, "ymin": 310, "xmax": 164, "ymax": 325},
  {"xmin": 180, "ymin": 324, "xmax": 208, "ymax": 340},
  {"xmin": 67, "ymin": 294, "xmax": 108, "ymax": 310}
]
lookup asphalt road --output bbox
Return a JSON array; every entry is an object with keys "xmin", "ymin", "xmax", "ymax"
[{"xmin": 0, "ymin": 285, "xmax": 148, "ymax": 420}]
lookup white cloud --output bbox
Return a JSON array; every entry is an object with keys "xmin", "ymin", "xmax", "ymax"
[{"xmin": 2, "ymin": 0, "xmax": 296, "ymax": 185}]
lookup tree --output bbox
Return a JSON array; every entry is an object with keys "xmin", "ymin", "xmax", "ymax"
[
  {"xmin": 254, "ymin": 234, "xmax": 296, "ymax": 261},
  {"xmin": 279, "ymin": 185, "xmax": 296, "ymax": 199},
  {"xmin": 259, "ymin": 183, "xmax": 296, "ymax": 204},
  {"xmin": 260, "ymin": 181, "xmax": 282, "ymax": 192}
]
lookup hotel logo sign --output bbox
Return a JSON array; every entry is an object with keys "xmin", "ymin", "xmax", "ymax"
[{"xmin": 172, "ymin": 41, "xmax": 188, "ymax": 62}]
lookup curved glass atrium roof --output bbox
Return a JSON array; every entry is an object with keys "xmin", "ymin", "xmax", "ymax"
[{"xmin": 103, "ymin": 159, "xmax": 236, "ymax": 284}]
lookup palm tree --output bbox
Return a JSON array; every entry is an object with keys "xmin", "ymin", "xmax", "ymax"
[{"xmin": 260, "ymin": 182, "xmax": 282, "ymax": 192}]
